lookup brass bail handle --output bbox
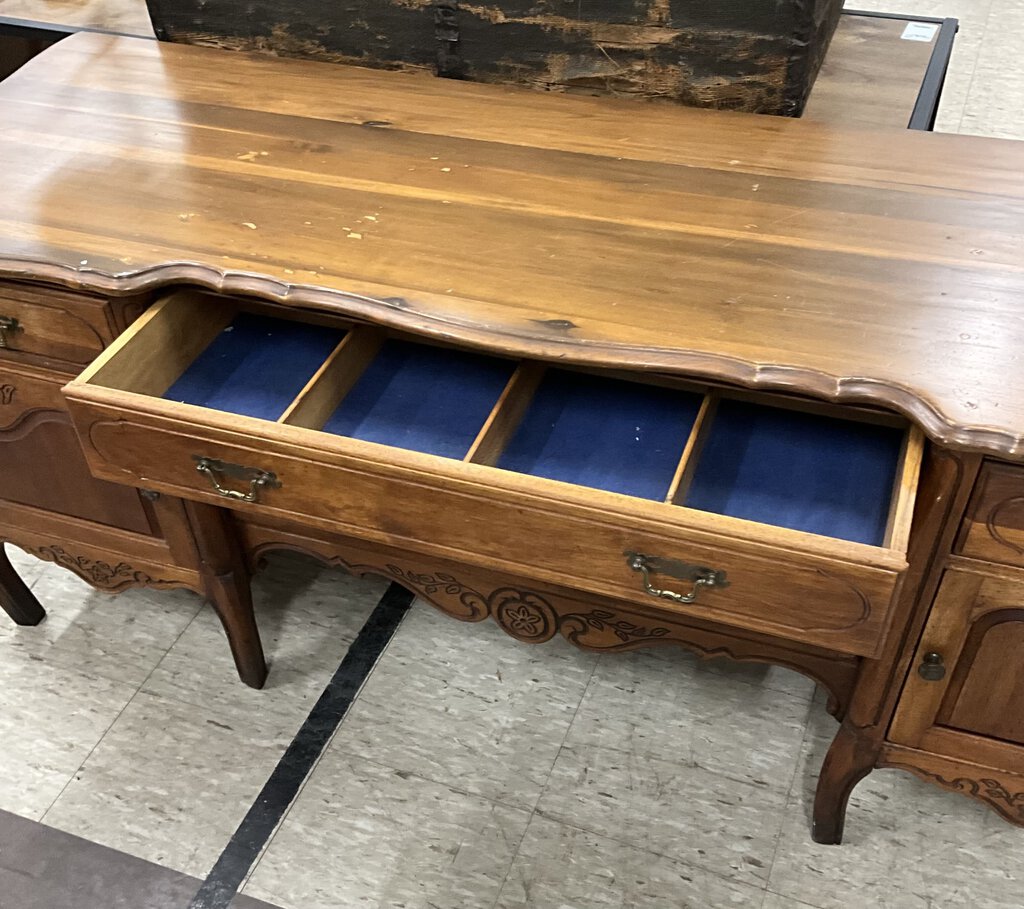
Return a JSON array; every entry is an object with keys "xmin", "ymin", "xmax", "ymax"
[
  {"xmin": 626, "ymin": 552, "xmax": 729, "ymax": 605},
  {"xmin": 194, "ymin": 456, "xmax": 280, "ymax": 504}
]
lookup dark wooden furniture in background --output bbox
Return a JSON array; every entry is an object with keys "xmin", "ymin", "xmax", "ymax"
[
  {"xmin": 143, "ymin": 0, "xmax": 843, "ymax": 114},
  {"xmin": 1, "ymin": 33, "xmax": 1022, "ymax": 845},
  {"xmin": 0, "ymin": 4, "xmax": 958, "ymax": 130}
]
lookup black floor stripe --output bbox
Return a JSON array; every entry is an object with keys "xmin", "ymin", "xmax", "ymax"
[{"xmin": 188, "ymin": 582, "xmax": 415, "ymax": 909}]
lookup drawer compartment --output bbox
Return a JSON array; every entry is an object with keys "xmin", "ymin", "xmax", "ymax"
[
  {"xmin": 320, "ymin": 340, "xmax": 516, "ymax": 459},
  {"xmin": 164, "ymin": 312, "xmax": 346, "ymax": 419},
  {"xmin": 493, "ymin": 369, "xmax": 703, "ymax": 501},
  {"xmin": 956, "ymin": 462, "xmax": 1024, "ymax": 569},
  {"xmin": 64, "ymin": 291, "xmax": 924, "ymax": 656},
  {"xmin": 685, "ymin": 398, "xmax": 905, "ymax": 547},
  {"xmin": 0, "ymin": 283, "xmax": 115, "ymax": 367}
]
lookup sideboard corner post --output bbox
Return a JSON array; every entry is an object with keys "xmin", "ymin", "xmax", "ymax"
[
  {"xmin": 182, "ymin": 501, "xmax": 267, "ymax": 689},
  {"xmin": 812, "ymin": 720, "xmax": 880, "ymax": 844},
  {"xmin": 0, "ymin": 542, "xmax": 46, "ymax": 626}
]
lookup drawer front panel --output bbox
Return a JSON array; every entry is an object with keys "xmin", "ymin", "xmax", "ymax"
[
  {"xmin": 0, "ymin": 284, "xmax": 114, "ymax": 367},
  {"xmin": 72, "ymin": 404, "xmax": 902, "ymax": 656},
  {"xmin": 957, "ymin": 463, "xmax": 1024, "ymax": 569}
]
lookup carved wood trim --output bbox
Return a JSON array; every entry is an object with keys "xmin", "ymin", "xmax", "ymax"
[
  {"xmin": 385, "ymin": 565, "xmax": 488, "ymax": 621},
  {"xmin": 1, "ymin": 539, "xmax": 193, "ymax": 593},
  {"xmin": 0, "ymin": 384, "xmax": 14, "ymax": 405},
  {"xmin": 246, "ymin": 539, "xmax": 857, "ymax": 717},
  {"xmin": 985, "ymin": 496, "xmax": 1024, "ymax": 556},
  {"xmin": 879, "ymin": 743, "xmax": 1024, "ymax": 828},
  {"xmin": 0, "ymin": 408, "xmax": 72, "ymax": 439},
  {"xmin": 109, "ymin": 294, "xmax": 154, "ymax": 332},
  {"xmin": 899, "ymin": 766, "xmax": 1024, "ymax": 827},
  {"xmin": 802, "ymin": 568, "xmax": 871, "ymax": 632}
]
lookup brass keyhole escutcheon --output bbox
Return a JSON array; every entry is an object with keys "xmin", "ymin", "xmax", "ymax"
[{"xmin": 918, "ymin": 651, "xmax": 946, "ymax": 682}]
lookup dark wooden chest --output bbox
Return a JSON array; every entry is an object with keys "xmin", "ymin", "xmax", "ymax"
[{"xmin": 144, "ymin": 0, "xmax": 843, "ymax": 114}]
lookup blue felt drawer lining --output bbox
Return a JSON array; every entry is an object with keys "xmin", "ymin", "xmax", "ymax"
[
  {"xmin": 496, "ymin": 369, "xmax": 703, "ymax": 501},
  {"xmin": 160, "ymin": 312, "xmax": 904, "ymax": 545},
  {"xmin": 684, "ymin": 399, "xmax": 903, "ymax": 546},
  {"xmin": 162, "ymin": 312, "xmax": 345, "ymax": 421},
  {"xmin": 320, "ymin": 339, "xmax": 515, "ymax": 459}
]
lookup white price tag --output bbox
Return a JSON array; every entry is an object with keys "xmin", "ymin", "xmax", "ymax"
[{"xmin": 901, "ymin": 22, "xmax": 939, "ymax": 42}]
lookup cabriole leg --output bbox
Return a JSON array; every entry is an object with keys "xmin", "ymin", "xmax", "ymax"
[
  {"xmin": 184, "ymin": 501, "xmax": 267, "ymax": 689},
  {"xmin": 205, "ymin": 568, "xmax": 266, "ymax": 689},
  {"xmin": 812, "ymin": 721, "xmax": 879, "ymax": 844}
]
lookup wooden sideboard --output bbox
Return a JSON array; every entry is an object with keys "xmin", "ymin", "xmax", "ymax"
[{"xmin": 1, "ymin": 32, "xmax": 1023, "ymax": 845}]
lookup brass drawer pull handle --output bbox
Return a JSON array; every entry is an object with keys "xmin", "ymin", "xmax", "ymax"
[
  {"xmin": 626, "ymin": 551, "xmax": 729, "ymax": 604},
  {"xmin": 193, "ymin": 456, "xmax": 281, "ymax": 503},
  {"xmin": 0, "ymin": 316, "xmax": 21, "ymax": 348}
]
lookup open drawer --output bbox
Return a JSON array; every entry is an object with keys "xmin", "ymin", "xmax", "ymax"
[{"xmin": 63, "ymin": 290, "xmax": 924, "ymax": 657}]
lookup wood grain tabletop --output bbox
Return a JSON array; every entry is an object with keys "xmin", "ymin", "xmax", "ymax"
[{"xmin": 1, "ymin": 33, "xmax": 1023, "ymax": 457}]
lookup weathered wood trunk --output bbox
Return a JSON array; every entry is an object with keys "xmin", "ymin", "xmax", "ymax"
[{"xmin": 144, "ymin": 0, "xmax": 843, "ymax": 115}]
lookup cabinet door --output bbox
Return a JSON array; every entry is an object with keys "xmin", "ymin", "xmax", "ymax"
[
  {"xmin": 0, "ymin": 362, "xmax": 153, "ymax": 534},
  {"xmin": 891, "ymin": 569, "xmax": 1024, "ymax": 774}
]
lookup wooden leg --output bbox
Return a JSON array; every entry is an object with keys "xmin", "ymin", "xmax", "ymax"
[
  {"xmin": 206, "ymin": 567, "xmax": 267, "ymax": 689},
  {"xmin": 0, "ymin": 543, "xmax": 45, "ymax": 625},
  {"xmin": 812, "ymin": 721, "xmax": 880, "ymax": 844},
  {"xmin": 183, "ymin": 501, "xmax": 267, "ymax": 689}
]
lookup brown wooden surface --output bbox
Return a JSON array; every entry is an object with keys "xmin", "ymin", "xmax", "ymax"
[
  {"xmin": 0, "ymin": 283, "xmax": 114, "ymax": 368},
  {"xmin": 0, "ymin": 358, "xmax": 153, "ymax": 532},
  {"xmin": 0, "ymin": 280, "xmax": 217, "ymax": 672},
  {"xmin": 236, "ymin": 514, "xmax": 862, "ymax": 718},
  {"xmin": 812, "ymin": 445, "xmax": 978, "ymax": 843},
  {"xmin": 67, "ymin": 392, "xmax": 907, "ymax": 658},
  {"xmin": 942, "ymin": 612, "xmax": 1024, "ymax": 744},
  {"xmin": 0, "ymin": 0, "xmax": 154, "ymax": 35},
  {"xmin": 1, "ymin": 34, "xmax": 1023, "ymax": 458},
  {"xmin": 880, "ymin": 743, "xmax": 1024, "ymax": 828},
  {"xmin": 182, "ymin": 499, "xmax": 265, "ymax": 688},
  {"xmin": 65, "ymin": 288, "xmax": 919, "ymax": 657},
  {"xmin": 803, "ymin": 13, "xmax": 939, "ymax": 129},
  {"xmin": 2, "ymin": 25, "xmax": 1024, "ymax": 836},
  {"xmin": 890, "ymin": 568, "xmax": 984, "ymax": 748},
  {"xmin": 920, "ymin": 460, "xmax": 1024, "ymax": 810},
  {"xmin": 891, "ymin": 565, "xmax": 1024, "ymax": 773},
  {"xmin": 0, "ymin": 497, "xmax": 201, "ymax": 592},
  {"xmin": 957, "ymin": 462, "xmax": 1024, "ymax": 568}
]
